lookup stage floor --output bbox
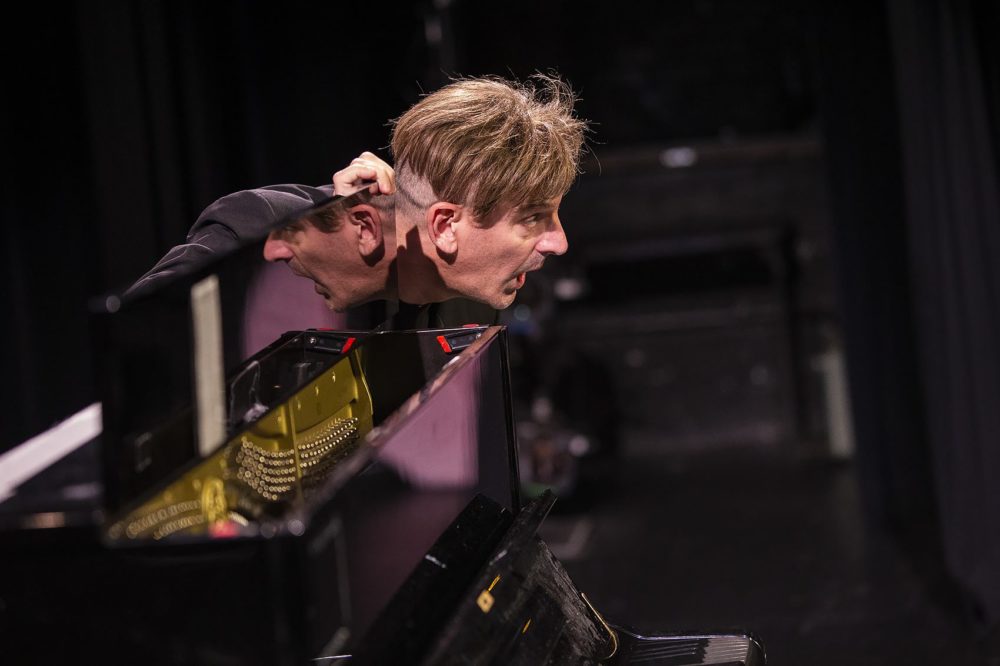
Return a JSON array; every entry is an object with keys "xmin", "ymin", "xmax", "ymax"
[{"xmin": 542, "ymin": 448, "xmax": 996, "ymax": 666}]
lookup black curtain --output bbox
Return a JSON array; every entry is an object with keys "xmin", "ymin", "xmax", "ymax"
[
  {"xmin": 817, "ymin": 0, "xmax": 1000, "ymax": 635},
  {"xmin": 0, "ymin": 4, "xmax": 103, "ymax": 453},
  {"xmin": 814, "ymin": 3, "xmax": 934, "ymax": 536},
  {"xmin": 887, "ymin": 0, "xmax": 1000, "ymax": 630},
  {"xmin": 0, "ymin": 1, "xmax": 429, "ymax": 452}
]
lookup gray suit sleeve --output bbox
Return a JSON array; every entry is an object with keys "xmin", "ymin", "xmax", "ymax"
[{"xmin": 127, "ymin": 183, "xmax": 334, "ymax": 296}]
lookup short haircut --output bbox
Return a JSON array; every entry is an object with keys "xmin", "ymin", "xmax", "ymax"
[{"xmin": 391, "ymin": 74, "xmax": 587, "ymax": 220}]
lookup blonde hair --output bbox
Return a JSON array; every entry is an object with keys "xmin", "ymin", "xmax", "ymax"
[{"xmin": 391, "ymin": 74, "xmax": 587, "ymax": 219}]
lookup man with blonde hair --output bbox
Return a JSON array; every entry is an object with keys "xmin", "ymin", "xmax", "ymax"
[
  {"xmin": 135, "ymin": 75, "xmax": 586, "ymax": 319},
  {"xmin": 391, "ymin": 74, "xmax": 587, "ymax": 310}
]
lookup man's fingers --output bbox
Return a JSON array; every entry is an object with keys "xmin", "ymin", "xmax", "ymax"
[
  {"xmin": 333, "ymin": 164, "xmax": 375, "ymax": 195},
  {"xmin": 351, "ymin": 152, "xmax": 395, "ymax": 194},
  {"xmin": 350, "ymin": 160, "xmax": 394, "ymax": 193},
  {"xmin": 350, "ymin": 164, "xmax": 383, "ymax": 195},
  {"xmin": 349, "ymin": 165, "xmax": 379, "ymax": 181},
  {"xmin": 333, "ymin": 153, "xmax": 396, "ymax": 196},
  {"xmin": 375, "ymin": 169, "xmax": 395, "ymax": 195}
]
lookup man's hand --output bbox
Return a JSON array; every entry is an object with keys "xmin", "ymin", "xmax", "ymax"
[{"xmin": 332, "ymin": 151, "xmax": 395, "ymax": 197}]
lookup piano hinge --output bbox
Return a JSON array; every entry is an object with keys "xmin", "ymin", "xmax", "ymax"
[{"xmin": 581, "ymin": 592, "xmax": 618, "ymax": 661}]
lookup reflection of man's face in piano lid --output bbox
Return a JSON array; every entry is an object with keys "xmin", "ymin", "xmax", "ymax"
[{"xmin": 262, "ymin": 200, "xmax": 392, "ymax": 311}]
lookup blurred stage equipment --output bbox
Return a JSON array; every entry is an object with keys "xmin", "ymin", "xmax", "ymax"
[{"xmin": 555, "ymin": 135, "xmax": 840, "ymax": 457}]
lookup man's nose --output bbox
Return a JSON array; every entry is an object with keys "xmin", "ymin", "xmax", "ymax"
[
  {"xmin": 537, "ymin": 216, "xmax": 569, "ymax": 256},
  {"xmin": 263, "ymin": 232, "xmax": 293, "ymax": 262}
]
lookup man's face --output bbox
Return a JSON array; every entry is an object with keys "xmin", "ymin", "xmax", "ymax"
[
  {"xmin": 263, "ymin": 217, "xmax": 361, "ymax": 312},
  {"xmin": 451, "ymin": 196, "xmax": 568, "ymax": 309}
]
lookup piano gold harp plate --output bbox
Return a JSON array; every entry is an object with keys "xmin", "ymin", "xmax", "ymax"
[{"xmin": 107, "ymin": 349, "xmax": 373, "ymax": 541}]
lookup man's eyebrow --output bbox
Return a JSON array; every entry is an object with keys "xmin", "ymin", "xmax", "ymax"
[
  {"xmin": 518, "ymin": 202, "xmax": 556, "ymax": 214},
  {"xmin": 274, "ymin": 217, "xmax": 306, "ymax": 231}
]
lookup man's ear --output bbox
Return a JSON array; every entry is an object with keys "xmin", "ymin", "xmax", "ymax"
[
  {"xmin": 347, "ymin": 204, "xmax": 383, "ymax": 257},
  {"xmin": 426, "ymin": 202, "xmax": 461, "ymax": 255}
]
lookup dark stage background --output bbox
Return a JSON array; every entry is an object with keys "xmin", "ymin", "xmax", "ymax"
[{"xmin": 2, "ymin": 0, "xmax": 999, "ymax": 662}]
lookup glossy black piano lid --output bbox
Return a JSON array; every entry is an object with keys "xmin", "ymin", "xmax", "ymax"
[{"xmin": 287, "ymin": 326, "xmax": 522, "ymax": 650}]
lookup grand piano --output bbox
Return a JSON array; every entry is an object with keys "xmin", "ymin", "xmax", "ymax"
[{"xmin": 0, "ymin": 194, "xmax": 765, "ymax": 665}]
